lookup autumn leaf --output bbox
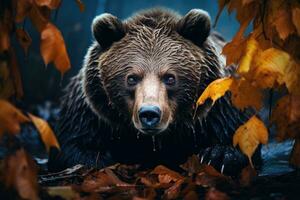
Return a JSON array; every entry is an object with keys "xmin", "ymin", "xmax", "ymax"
[
  {"xmin": 0, "ymin": 23, "xmax": 10, "ymax": 52},
  {"xmin": 151, "ymin": 165, "xmax": 184, "ymax": 184},
  {"xmin": 28, "ymin": 113, "xmax": 60, "ymax": 152},
  {"xmin": 233, "ymin": 116, "xmax": 268, "ymax": 167},
  {"xmin": 3, "ymin": 148, "xmax": 39, "ymax": 200},
  {"xmin": 35, "ymin": 0, "xmax": 61, "ymax": 9},
  {"xmin": 75, "ymin": 0, "xmax": 85, "ymax": 12},
  {"xmin": 271, "ymin": 95, "xmax": 300, "ymax": 142},
  {"xmin": 15, "ymin": 0, "xmax": 33, "ymax": 23},
  {"xmin": 292, "ymin": 6, "xmax": 300, "ymax": 35},
  {"xmin": 237, "ymin": 37, "xmax": 260, "ymax": 75},
  {"xmin": 230, "ymin": 78, "xmax": 262, "ymax": 110},
  {"xmin": 40, "ymin": 23, "xmax": 71, "ymax": 75},
  {"xmin": 16, "ymin": 28, "xmax": 32, "ymax": 55},
  {"xmin": 0, "ymin": 100, "xmax": 30, "ymax": 137},
  {"xmin": 222, "ymin": 21, "xmax": 248, "ymax": 65},
  {"xmin": 196, "ymin": 77, "xmax": 232, "ymax": 108}
]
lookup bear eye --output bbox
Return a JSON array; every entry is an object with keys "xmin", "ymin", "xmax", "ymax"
[
  {"xmin": 127, "ymin": 74, "xmax": 140, "ymax": 86},
  {"xmin": 162, "ymin": 74, "xmax": 176, "ymax": 86}
]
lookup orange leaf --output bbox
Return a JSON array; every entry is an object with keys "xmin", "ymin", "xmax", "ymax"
[
  {"xmin": 0, "ymin": 23, "xmax": 10, "ymax": 52},
  {"xmin": 272, "ymin": 95, "xmax": 300, "ymax": 142},
  {"xmin": 273, "ymin": 8, "xmax": 296, "ymax": 40},
  {"xmin": 16, "ymin": 28, "xmax": 32, "ymax": 55},
  {"xmin": 292, "ymin": 6, "xmax": 300, "ymax": 35},
  {"xmin": 196, "ymin": 77, "xmax": 233, "ymax": 107},
  {"xmin": 233, "ymin": 116, "xmax": 268, "ymax": 167},
  {"xmin": 29, "ymin": 114, "xmax": 60, "ymax": 152},
  {"xmin": 75, "ymin": 0, "xmax": 85, "ymax": 12},
  {"xmin": 40, "ymin": 23, "xmax": 71, "ymax": 75},
  {"xmin": 35, "ymin": 0, "xmax": 61, "ymax": 9},
  {"xmin": 151, "ymin": 165, "xmax": 184, "ymax": 184},
  {"xmin": 0, "ymin": 100, "xmax": 29, "ymax": 136},
  {"xmin": 28, "ymin": 3, "xmax": 50, "ymax": 32},
  {"xmin": 15, "ymin": 0, "xmax": 33, "ymax": 23},
  {"xmin": 3, "ymin": 148, "xmax": 39, "ymax": 200},
  {"xmin": 230, "ymin": 78, "xmax": 263, "ymax": 111},
  {"xmin": 222, "ymin": 21, "xmax": 248, "ymax": 65}
]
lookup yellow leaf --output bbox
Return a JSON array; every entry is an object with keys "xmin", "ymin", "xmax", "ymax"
[
  {"xmin": 237, "ymin": 37, "xmax": 260, "ymax": 74},
  {"xmin": 0, "ymin": 100, "xmax": 29, "ymax": 137},
  {"xmin": 196, "ymin": 77, "xmax": 233, "ymax": 107},
  {"xmin": 29, "ymin": 114, "xmax": 60, "ymax": 152},
  {"xmin": 233, "ymin": 116, "xmax": 268, "ymax": 167},
  {"xmin": 40, "ymin": 23, "xmax": 71, "ymax": 75},
  {"xmin": 252, "ymin": 48, "xmax": 290, "ymax": 89}
]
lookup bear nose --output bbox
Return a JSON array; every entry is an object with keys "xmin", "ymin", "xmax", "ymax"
[{"xmin": 138, "ymin": 106, "xmax": 161, "ymax": 128}]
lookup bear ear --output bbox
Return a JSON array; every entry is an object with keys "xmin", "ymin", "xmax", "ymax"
[
  {"xmin": 92, "ymin": 13, "xmax": 126, "ymax": 49},
  {"xmin": 177, "ymin": 9, "xmax": 211, "ymax": 46}
]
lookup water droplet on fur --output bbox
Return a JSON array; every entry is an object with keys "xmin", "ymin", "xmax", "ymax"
[
  {"xmin": 137, "ymin": 132, "xmax": 140, "ymax": 139},
  {"xmin": 192, "ymin": 127, "xmax": 198, "ymax": 148},
  {"xmin": 152, "ymin": 136, "xmax": 156, "ymax": 152}
]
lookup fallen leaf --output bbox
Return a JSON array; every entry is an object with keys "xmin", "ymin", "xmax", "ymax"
[
  {"xmin": 239, "ymin": 165, "xmax": 257, "ymax": 187},
  {"xmin": 180, "ymin": 154, "xmax": 202, "ymax": 175},
  {"xmin": 205, "ymin": 187, "xmax": 229, "ymax": 200},
  {"xmin": 233, "ymin": 116, "xmax": 268, "ymax": 167},
  {"xmin": 163, "ymin": 179, "xmax": 184, "ymax": 199},
  {"xmin": 28, "ymin": 113, "xmax": 59, "ymax": 152},
  {"xmin": 0, "ymin": 100, "xmax": 29, "ymax": 136},
  {"xmin": 151, "ymin": 165, "xmax": 184, "ymax": 184},
  {"xmin": 3, "ymin": 148, "xmax": 39, "ymax": 200},
  {"xmin": 16, "ymin": 28, "xmax": 32, "ymax": 55},
  {"xmin": 40, "ymin": 23, "xmax": 71, "ymax": 75}
]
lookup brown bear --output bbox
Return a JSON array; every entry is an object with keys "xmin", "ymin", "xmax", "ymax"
[{"xmin": 50, "ymin": 8, "xmax": 260, "ymax": 176}]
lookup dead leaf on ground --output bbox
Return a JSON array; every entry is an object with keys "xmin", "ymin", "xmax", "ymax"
[{"xmin": 3, "ymin": 148, "xmax": 39, "ymax": 200}]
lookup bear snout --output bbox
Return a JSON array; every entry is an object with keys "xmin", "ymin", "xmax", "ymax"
[{"xmin": 138, "ymin": 105, "xmax": 161, "ymax": 130}]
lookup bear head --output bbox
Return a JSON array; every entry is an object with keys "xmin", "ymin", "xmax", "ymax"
[{"xmin": 83, "ymin": 9, "xmax": 225, "ymax": 136}]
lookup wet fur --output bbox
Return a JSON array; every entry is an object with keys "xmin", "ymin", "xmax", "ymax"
[{"xmin": 50, "ymin": 9, "xmax": 260, "ymax": 173}]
